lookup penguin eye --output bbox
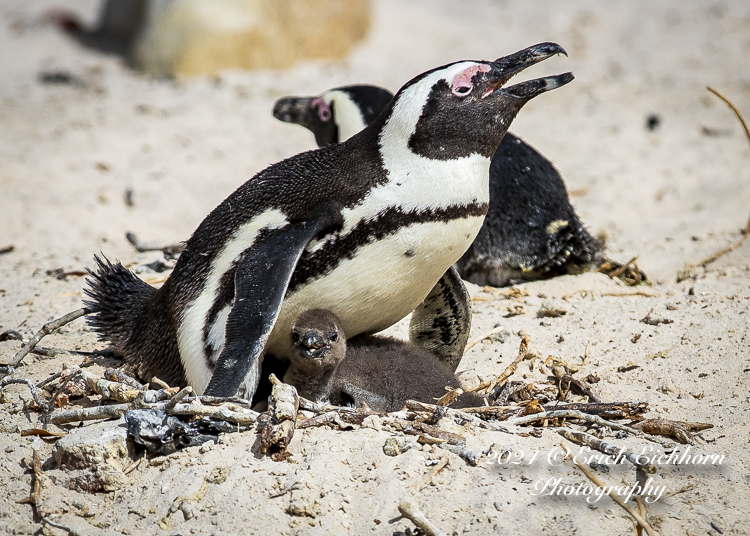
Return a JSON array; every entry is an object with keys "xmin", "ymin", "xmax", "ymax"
[
  {"xmin": 292, "ymin": 331, "xmax": 300, "ymax": 343},
  {"xmin": 452, "ymin": 84, "xmax": 473, "ymax": 97},
  {"xmin": 329, "ymin": 332, "xmax": 338, "ymax": 342},
  {"xmin": 311, "ymin": 98, "xmax": 332, "ymax": 122}
]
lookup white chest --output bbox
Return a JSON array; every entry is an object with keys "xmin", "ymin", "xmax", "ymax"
[{"xmin": 266, "ymin": 212, "xmax": 486, "ymax": 357}]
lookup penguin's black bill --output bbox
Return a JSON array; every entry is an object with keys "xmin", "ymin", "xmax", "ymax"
[
  {"xmin": 273, "ymin": 96, "xmax": 315, "ymax": 127},
  {"xmin": 298, "ymin": 331, "xmax": 330, "ymax": 359},
  {"xmin": 499, "ymin": 72, "xmax": 575, "ymax": 99},
  {"xmin": 484, "ymin": 42, "xmax": 571, "ymax": 99}
]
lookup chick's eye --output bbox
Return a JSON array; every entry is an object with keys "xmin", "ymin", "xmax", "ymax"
[
  {"xmin": 328, "ymin": 332, "xmax": 338, "ymax": 342},
  {"xmin": 452, "ymin": 84, "xmax": 472, "ymax": 97},
  {"xmin": 292, "ymin": 332, "xmax": 300, "ymax": 343}
]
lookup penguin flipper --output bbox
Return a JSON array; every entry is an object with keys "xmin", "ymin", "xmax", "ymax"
[
  {"xmin": 341, "ymin": 380, "xmax": 390, "ymax": 412},
  {"xmin": 203, "ymin": 213, "xmax": 339, "ymax": 398},
  {"xmin": 409, "ymin": 266, "xmax": 471, "ymax": 373}
]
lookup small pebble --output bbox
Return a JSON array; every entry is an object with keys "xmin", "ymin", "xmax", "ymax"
[{"xmin": 590, "ymin": 461, "xmax": 610, "ymax": 473}]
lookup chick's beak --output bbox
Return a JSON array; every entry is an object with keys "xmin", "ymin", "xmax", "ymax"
[{"xmin": 298, "ymin": 331, "xmax": 330, "ymax": 359}]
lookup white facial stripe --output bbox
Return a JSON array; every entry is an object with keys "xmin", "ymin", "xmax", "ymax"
[
  {"xmin": 337, "ymin": 62, "xmax": 491, "ymax": 236},
  {"xmin": 177, "ymin": 208, "xmax": 288, "ymax": 394},
  {"xmin": 322, "ymin": 90, "xmax": 367, "ymax": 142},
  {"xmin": 384, "ymin": 62, "xmax": 479, "ymax": 140}
]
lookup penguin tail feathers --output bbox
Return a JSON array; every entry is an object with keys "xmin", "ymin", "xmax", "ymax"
[{"xmin": 83, "ymin": 254, "xmax": 156, "ymax": 352}]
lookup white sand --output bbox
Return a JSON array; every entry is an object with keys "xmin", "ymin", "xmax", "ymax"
[{"xmin": 1, "ymin": 1, "xmax": 749, "ymax": 534}]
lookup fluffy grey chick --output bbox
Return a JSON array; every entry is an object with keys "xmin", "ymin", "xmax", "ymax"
[{"xmin": 284, "ymin": 309, "xmax": 483, "ymax": 412}]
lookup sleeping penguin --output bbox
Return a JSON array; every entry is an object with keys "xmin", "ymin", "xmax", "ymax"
[
  {"xmin": 273, "ymin": 84, "xmax": 602, "ymax": 287},
  {"xmin": 285, "ymin": 309, "xmax": 483, "ymax": 412}
]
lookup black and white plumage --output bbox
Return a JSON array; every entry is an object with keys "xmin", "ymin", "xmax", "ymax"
[
  {"xmin": 274, "ymin": 84, "xmax": 601, "ymax": 287},
  {"xmin": 284, "ymin": 309, "xmax": 483, "ymax": 412},
  {"xmin": 273, "ymin": 85, "xmax": 393, "ymax": 148},
  {"xmin": 85, "ymin": 43, "xmax": 573, "ymax": 398}
]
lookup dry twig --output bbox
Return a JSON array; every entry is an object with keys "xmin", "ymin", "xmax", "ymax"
[
  {"xmin": 126, "ymin": 232, "xmax": 184, "ymax": 256},
  {"xmin": 9, "ymin": 308, "xmax": 90, "ymax": 368},
  {"xmin": 707, "ymin": 86, "xmax": 750, "ymax": 150},
  {"xmin": 165, "ymin": 386, "xmax": 193, "ymax": 411},
  {"xmin": 46, "ymin": 403, "xmax": 131, "ymax": 425},
  {"xmin": 0, "ymin": 377, "xmax": 50, "ymax": 412},
  {"xmin": 404, "ymin": 400, "xmax": 510, "ymax": 434},
  {"xmin": 679, "ymin": 88, "xmax": 750, "ymax": 270},
  {"xmin": 419, "ymin": 454, "xmax": 450, "ymax": 489},
  {"xmin": 385, "ymin": 418, "xmax": 465, "ymax": 446},
  {"xmin": 36, "ymin": 360, "xmax": 97, "ymax": 391},
  {"xmin": 398, "ymin": 499, "xmax": 447, "ymax": 536},
  {"xmin": 259, "ymin": 376, "xmax": 299, "ymax": 460},
  {"xmin": 665, "ymin": 483, "xmax": 694, "ymax": 498},
  {"xmin": 607, "ymin": 256, "xmax": 639, "ymax": 279},
  {"xmin": 693, "ymin": 213, "xmax": 750, "ymax": 268},
  {"xmin": 18, "ymin": 449, "xmax": 43, "ymax": 513},
  {"xmin": 557, "ymin": 429, "xmax": 655, "ymax": 472},
  {"xmin": 543, "ymin": 402, "xmax": 647, "ymax": 421},
  {"xmin": 597, "ymin": 258, "xmax": 648, "ymax": 286},
  {"xmin": 463, "ymin": 326, "xmax": 508, "ymax": 355},
  {"xmin": 561, "ymin": 442, "xmax": 658, "ymax": 536},
  {"xmin": 123, "ymin": 456, "xmax": 144, "ymax": 475},
  {"xmin": 467, "ymin": 336, "xmax": 532, "ymax": 393},
  {"xmin": 166, "ymin": 402, "xmax": 258, "ymax": 424},
  {"xmin": 553, "ymin": 368, "xmax": 601, "ymax": 403},
  {"xmin": 631, "ymin": 418, "xmax": 712, "ymax": 445},
  {"xmin": 601, "ymin": 290, "xmax": 659, "ymax": 298},
  {"xmin": 42, "ymin": 517, "xmax": 84, "ymax": 536},
  {"xmin": 505, "ymin": 409, "xmax": 669, "ymax": 446}
]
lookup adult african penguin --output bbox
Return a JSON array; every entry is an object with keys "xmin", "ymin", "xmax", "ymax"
[
  {"xmin": 85, "ymin": 43, "xmax": 573, "ymax": 398},
  {"xmin": 285, "ymin": 309, "xmax": 483, "ymax": 412},
  {"xmin": 273, "ymin": 85, "xmax": 393, "ymax": 147},
  {"xmin": 274, "ymin": 86, "xmax": 601, "ymax": 287}
]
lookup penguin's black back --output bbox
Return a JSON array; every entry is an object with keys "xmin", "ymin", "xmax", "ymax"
[
  {"xmin": 337, "ymin": 85, "xmax": 393, "ymax": 125},
  {"xmin": 456, "ymin": 133, "xmax": 601, "ymax": 285},
  {"xmin": 86, "ymin": 111, "xmax": 389, "ymax": 387},
  {"xmin": 164, "ymin": 117, "xmax": 389, "ymax": 313}
]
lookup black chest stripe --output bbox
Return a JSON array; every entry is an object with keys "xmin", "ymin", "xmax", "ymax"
[
  {"xmin": 201, "ymin": 202, "xmax": 488, "ymax": 354},
  {"xmin": 288, "ymin": 202, "xmax": 488, "ymax": 293}
]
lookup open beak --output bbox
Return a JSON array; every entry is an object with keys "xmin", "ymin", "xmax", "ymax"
[
  {"xmin": 484, "ymin": 42, "xmax": 574, "ymax": 99},
  {"xmin": 297, "ymin": 331, "xmax": 330, "ymax": 359}
]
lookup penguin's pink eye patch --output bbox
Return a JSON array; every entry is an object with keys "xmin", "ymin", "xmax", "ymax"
[
  {"xmin": 311, "ymin": 98, "xmax": 332, "ymax": 122},
  {"xmin": 451, "ymin": 64, "xmax": 490, "ymax": 97}
]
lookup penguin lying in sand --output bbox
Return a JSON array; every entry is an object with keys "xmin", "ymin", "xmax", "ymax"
[
  {"xmin": 285, "ymin": 310, "xmax": 483, "ymax": 412},
  {"xmin": 274, "ymin": 84, "xmax": 601, "ymax": 287},
  {"xmin": 85, "ymin": 43, "xmax": 573, "ymax": 398}
]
